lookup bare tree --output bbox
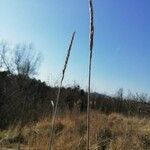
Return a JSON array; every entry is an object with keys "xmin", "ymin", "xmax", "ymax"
[
  {"xmin": 0, "ymin": 41, "xmax": 41, "ymax": 77},
  {"xmin": 135, "ymin": 92, "xmax": 148, "ymax": 103},
  {"xmin": 116, "ymin": 88, "xmax": 124, "ymax": 101},
  {"xmin": 14, "ymin": 43, "xmax": 41, "ymax": 77},
  {"xmin": 0, "ymin": 41, "xmax": 12, "ymax": 72}
]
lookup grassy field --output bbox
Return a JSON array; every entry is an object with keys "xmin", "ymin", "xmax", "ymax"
[{"xmin": 0, "ymin": 111, "xmax": 150, "ymax": 150}]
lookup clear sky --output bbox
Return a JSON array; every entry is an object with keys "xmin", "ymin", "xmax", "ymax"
[{"xmin": 0, "ymin": 0, "xmax": 150, "ymax": 95}]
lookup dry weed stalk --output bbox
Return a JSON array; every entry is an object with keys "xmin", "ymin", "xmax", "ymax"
[
  {"xmin": 48, "ymin": 32, "xmax": 75, "ymax": 150},
  {"xmin": 87, "ymin": 0, "xmax": 94, "ymax": 150}
]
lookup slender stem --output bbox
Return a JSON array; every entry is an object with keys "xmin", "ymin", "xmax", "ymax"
[
  {"xmin": 87, "ymin": 0, "xmax": 94, "ymax": 149},
  {"xmin": 48, "ymin": 32, "xmax": 75, "ymax": 150}
]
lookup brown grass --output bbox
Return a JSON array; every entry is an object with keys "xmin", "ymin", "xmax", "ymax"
[{"xmin": 1, "ymin": 112, "xmax": 150, "ymax": 150}]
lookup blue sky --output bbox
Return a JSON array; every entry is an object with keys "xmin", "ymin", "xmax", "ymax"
[{"xmin": 0, "ymin": 0, "xmax": 150, "ymax": 95}]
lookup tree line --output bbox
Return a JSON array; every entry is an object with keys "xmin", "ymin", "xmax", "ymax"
[{"xmin": 0, "ymin": 42, "xmax": 150, "ymax": 129}]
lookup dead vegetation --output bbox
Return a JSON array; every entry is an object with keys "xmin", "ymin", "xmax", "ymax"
[{"xmin": 0, "ymin": 112, "xmax": 150, "ymax": 150}]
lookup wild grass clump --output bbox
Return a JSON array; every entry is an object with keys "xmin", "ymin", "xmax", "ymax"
[
  {"xmin": 52, "ymin": 122, "xmax": 64, "ymax": 135},
  {"xmin": 76, "ymin": 119, "xmax": 87, "ymax": 136},
  {"xmin": 96, "ymin": 127, "xmax": 113, "ymax": 150},
  {"xmin": 108, "ymin": 136, "xmax": 142, "ymax": 150},
  {"xmin": 139, "ymin": 129, "xmax": 150, "ymax": 149},
  {"xmin": 0, "ymin": 125, "xmax": 26, "ymax": 148}
]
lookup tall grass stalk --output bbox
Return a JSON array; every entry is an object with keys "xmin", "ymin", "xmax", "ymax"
[
  {"xmin": 48, "ymin": 32, "xmax": 75, "ymax": 150},
  {"xmin": 87, "ymin": 0, "xmax": 94, "ymax": 149}
]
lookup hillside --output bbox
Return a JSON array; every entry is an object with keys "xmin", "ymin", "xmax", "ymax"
[
  {"xmin": 0, "ymin": 71, "xmax": 150, "ymax": 129},
  {"xmin": 0, "ymin": 71, "xmax": 150, "ymax": 149}
]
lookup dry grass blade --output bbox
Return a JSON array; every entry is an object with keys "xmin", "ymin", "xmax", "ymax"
[
  {"xmin": 87, "ymin": 0, "xmax": 94, "ymax": 150},
  {"xmin": 48, "ymin": 32, "xmax": 75, "ymax": 150}
]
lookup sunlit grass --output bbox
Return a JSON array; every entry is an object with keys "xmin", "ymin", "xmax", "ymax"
[{"xmin": 1, "ymin": 112, "xmax": 150, "ymax": 150}]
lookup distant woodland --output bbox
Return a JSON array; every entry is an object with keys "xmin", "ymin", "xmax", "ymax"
[{"xmin": 0, "ymin": 42, "xmax": 150, "ymax": 129}]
